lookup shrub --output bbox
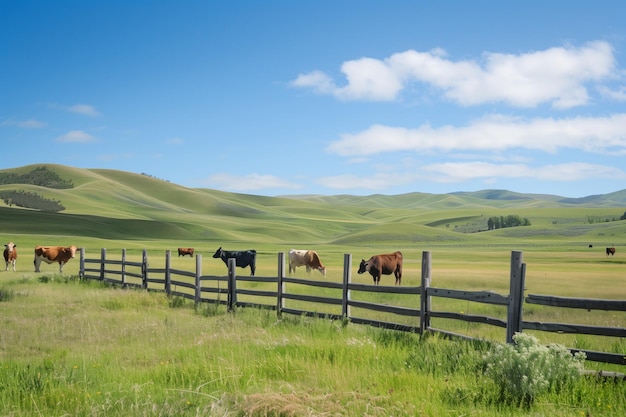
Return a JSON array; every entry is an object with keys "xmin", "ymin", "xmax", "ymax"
[
  {"xmin": 482, "ymin": 332, "xmax": 585, "ymax": 407},
  {"xmin": 0, "ymin": 287, "xmax": 15, "ymax": 302}
]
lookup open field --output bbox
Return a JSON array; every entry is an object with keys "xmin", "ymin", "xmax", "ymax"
[
  {"xmin": 1, "ymin": 276, "xmax": 626, "ymax": 416},
  {"xmin": 1, "ymin": 164, "xmax": 626, "ymax": 415}
]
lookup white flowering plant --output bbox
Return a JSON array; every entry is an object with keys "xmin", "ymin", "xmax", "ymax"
[{"xmin": 482, "ymin": 332, "xmax": 586, "ymax": 407}]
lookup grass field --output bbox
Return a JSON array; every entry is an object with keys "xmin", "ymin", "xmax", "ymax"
[{"xmin": 1, "ymin": 164, "xmax": 626, "ymax": 415}]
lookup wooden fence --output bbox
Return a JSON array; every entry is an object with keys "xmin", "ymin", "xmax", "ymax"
[{"xmin": 79, "ymin": 248, "xmax": 626, "ymax": 365}]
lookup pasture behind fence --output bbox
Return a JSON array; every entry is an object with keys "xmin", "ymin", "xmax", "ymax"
[{"xmin": 80, "ymin": 248, "xmax": 626, "ymax": 366}]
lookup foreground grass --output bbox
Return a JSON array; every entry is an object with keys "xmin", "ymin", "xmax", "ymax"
[{"xmin": 1, "ymin": 276, "xmax": 625, "ymax": 416}]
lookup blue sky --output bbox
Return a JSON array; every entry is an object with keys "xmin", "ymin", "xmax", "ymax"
[{"xmin": 2, "ymin": 1, "xmax": 625, "ymax": 198}]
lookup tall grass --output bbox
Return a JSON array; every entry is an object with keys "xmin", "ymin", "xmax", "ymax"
[{"xmin": 1, "ymin": 276, "xmax": 625, "ymax": 416}]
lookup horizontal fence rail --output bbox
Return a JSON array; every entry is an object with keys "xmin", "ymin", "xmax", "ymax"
[{"xmin": 79, "ymin": 248, "xmax": 626, "ymax": 366}]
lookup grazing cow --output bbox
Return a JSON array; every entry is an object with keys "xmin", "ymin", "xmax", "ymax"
[
  {"xmin": 178, "ymin": 247, "xmax": 194, "ymax": 257},
  {"xmin": 606, "ymin": 247, "xmax": 616, "ymax": 256},
  {"xmin": 33, "ymin": 245, "xmax": 78, "ymax": 273},
  {"xmin": 357, "ymin": 251, "xmax": 403, "ymax": 285},
  {"xmin": 3, "ymin": 242, "xmax": 17, "ymax": 272},
  {"xmin": 212, "ymin": 246, "xmax": 256, "ymax": 276},
  {"xmin": 288, "ymin": 249, "xmax": 326, "ymax": 276}
]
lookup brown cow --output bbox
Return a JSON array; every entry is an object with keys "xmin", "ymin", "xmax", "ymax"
[
  {"xmin": 178, "ymin": 247, "xmax": 194, "ymax": 257},
  {"xmin": 606, "ymin": 247, "xmax": 616, "ymax": 256},
  {"xmin": 33, "ymin": 245, "xmax": 78, "ymax": 273},
  {"xmin": 357, "ymin": 251, "xmax": 403, "ymax": 285},
  {"xmin": 288, "ymin": 249, "xmax": 326, "ymax": 276},
  {"xmin": 3, "ymin": 242, "xmax": 17, "ymax": 272}
]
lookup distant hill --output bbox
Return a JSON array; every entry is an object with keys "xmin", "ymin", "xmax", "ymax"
[{"xmin": 0, "ymin": 164, "xmax": 624, "ymax": 246}]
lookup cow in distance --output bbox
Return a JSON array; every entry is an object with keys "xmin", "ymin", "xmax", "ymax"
[
  {"xmin": 212, "ymin": 247, "xmax": 257, "ymax": 276},
  {"xmin": 288, "ymin": 249, "xmax": 326, "ymax": 276},
  {"xmin": 606, "ymin": 247, "xmax": 616, "ymax": 256},
  {"xmin": 3, "ymin": 242, "xmax": 17, "ymax": 271},
  {"xmin": 358, "ymin": 251, "xmax": 403, "ymax": 285},
  {"xmin": 178, "ymin": 247, "xmax": 194, "ymax": 257},
  {"xmin": 34, "ymin": 245, "xmax": 78, "ymax": 273}
]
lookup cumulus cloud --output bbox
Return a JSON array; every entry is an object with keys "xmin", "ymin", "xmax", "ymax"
[
  {"xmin": 57, "ymin": 130, "xmax": 96, "ymax": 143},
  {"xmin": 292, "ymin": 41, "xmax": 617, "ymax": 108},
  {"xmin": 327, "ymin": 113, "xmax": 626, "ymax": 157},
  {"xmin": 205, "ymin": 173, "xmax": 302, "ymax": 192}
]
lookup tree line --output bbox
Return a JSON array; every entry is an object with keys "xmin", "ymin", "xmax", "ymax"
[
  {"xmin": 0, "ymin": 166, "xmax": 74, "ymax": 189},
  {"xmin": 0, "ymin": 190, "xmax": 66, "ymax": 212},
  {"xmin": 487, "ymin": 215, "xmax": 531, "ymax": 230}
]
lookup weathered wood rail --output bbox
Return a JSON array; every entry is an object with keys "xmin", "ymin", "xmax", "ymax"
[{"xmin": 79, "ymin": 249, "xmax": 626, "ymax": 365}]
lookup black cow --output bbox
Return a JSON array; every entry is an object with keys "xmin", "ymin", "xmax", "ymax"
[
  {"xmin": 606, "ymin": 247, "xmax": 616, "ymax": 256},
  {"xmin": 212, "ymin": 246, "xmax": 256, "ymax": 275}
]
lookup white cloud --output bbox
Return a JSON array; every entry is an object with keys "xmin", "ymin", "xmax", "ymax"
[
  {"xmin": 57, "ymin": 130, "xmax": 96, "ymax": 143},
  {"xmin": 315, "ymin": 161, "xmax": 626, "ymax": 191},
  {"xmin": 316, "ymin": 172, "xmax": 414, "ymax": 190},
  {"xmin": 327, "ymin": 113, "xmax": 626, "ymax": 156},
  {"xmin": 68, "ymin": 104, "xmax": 100, "ymax": 116},
  {"xmin": 205, "ymin": 173, "xmax": 302, "ymax": 192},
  {"xmin": 292, "ymin": 41, "xmax": 617, "ymax": 108},
  {"xmin": 421, "ymin": 161, "xmax": 626, "ymax": 183},
  {"xmin": 291, "ymin": 70, "xmax": 336, "ymax": 94},
  {"xmin": 1, "ymin": 118, "xmax": 47, "ymax": 128},
  {"xmin": 166, "ymin": 138, "xmax": 184, "ymax": 145},
  {"xmin": 598, "ymin": 85, "xmax": 626, "ymax": 101}
]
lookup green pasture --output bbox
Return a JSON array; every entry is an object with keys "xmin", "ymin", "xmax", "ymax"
[{"xmin": 1, "ymin": 164, "xmax": 625, "ymax": 415}]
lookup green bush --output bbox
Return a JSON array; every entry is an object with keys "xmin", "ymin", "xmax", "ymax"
[{"xmin": 482, "ymin": 332, "xmax": 586, "ymax": 407}]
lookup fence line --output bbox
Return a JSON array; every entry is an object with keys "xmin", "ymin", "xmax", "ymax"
[{"xmin": 79, "ymin": 248, "xmax": 626, "ymax": 365}]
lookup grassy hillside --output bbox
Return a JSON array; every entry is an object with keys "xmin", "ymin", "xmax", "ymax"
[{"xmin": 1, "ymin": 164, "xmax": 625, "ymax": 251}]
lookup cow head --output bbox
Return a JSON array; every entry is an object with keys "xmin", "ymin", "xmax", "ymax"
[
  {"xmin": 4, "ymin": 242, "xmax": 16, "ymax": 253},
  {"xmin": 212, "ymin": 247, "xmax": 224, "ymax": 259},
  {"xmin": 357, "ymin": 259, "xmax": 368, "ymax": 274},
  {"xmin": 68, "ymin": 245, "xmax": 78, "ymax": 258}
]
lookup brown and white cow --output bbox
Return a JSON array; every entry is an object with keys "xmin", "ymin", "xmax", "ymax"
[
  {"xmin": 357, "ymin": 251, "xmax": 403, "ymax": 285},
  {"xmin": 3, "ymin": 242, "xmax": 17, "ymax": 272},
  {"xmin": 33, "ymin": 245, "xmax": 78, "ymax": 273},
  {"xmin": 178, "ymin": 247, "xmax": 194, "ymax": 257},
  {"xmin": 288, "ymin": 249, "xmax": 326, "ymax": 276}
]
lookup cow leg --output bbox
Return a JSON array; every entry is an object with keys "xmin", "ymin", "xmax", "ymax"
[{"xmin": 34, "ymin": 257, "xmax": 40, "ymax": 272}]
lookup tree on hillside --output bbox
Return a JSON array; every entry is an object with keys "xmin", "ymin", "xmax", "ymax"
[
  {"xmin": 487, "ymin": 214, "xmax": 531, "ymax": 230},
  {"xmin": 0, "ymin": 190, "xmax": 65, "ymax": 212},
  {"xmin": 0, "ymin": 166, "xmax": 73, "ymax": 189}
]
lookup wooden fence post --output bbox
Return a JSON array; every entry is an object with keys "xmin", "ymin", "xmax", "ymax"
[
  {"xmin": 79, "ymin": 247, "xmax": 85, "ymax": 279},
  {"xmin": 165, "ymin": 250, "xmax": 171, "ymax": 295},
  {"xmin": 277, "ymin": 252, "xmax": 285, "ymax": 316},
  {"xmin": 227, "ymin": 258, "xmax": 237, "ymax": 312},
  {"xmin": 194, "ymin": 254, "xmax": 202, "ymax": 305},
  {"xmin": 121, "ymin": 249, "xmax": 127, "ymax": 287},
  {"xmin": 342, "ymin": 253, "xmax": 352, "ymax": 320},
  {"xmin": 506, "ymin": 251, "xmax": 525, "ymax": 344},
  {"xmin": 420, "ymin": 251, "xmax": 432, "ymax": 335},
  {"xmin": 100, "ymin": 248, "xmax": 106, "ymax": 281},
  {"xmin": 142, "ymin": 249, "xmax": 148, "ymax": 290}
]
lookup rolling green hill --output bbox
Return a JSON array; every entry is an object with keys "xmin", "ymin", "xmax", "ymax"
[{"xmin": 1, "ymin": 164, "xmax": 624, "ymax": 249}]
